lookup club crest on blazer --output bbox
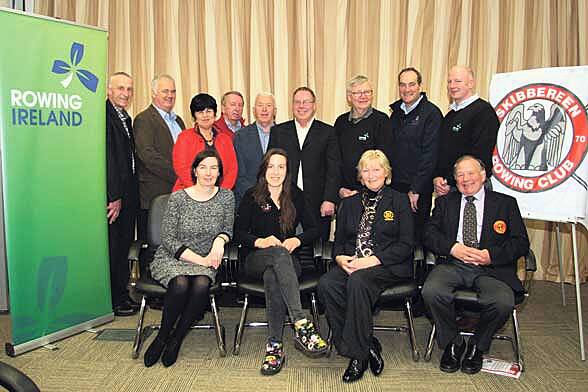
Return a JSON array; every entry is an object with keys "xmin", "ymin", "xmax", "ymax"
[{"xmin": 493, "ymin": 220, "xmax": 507, "ymax": 234}]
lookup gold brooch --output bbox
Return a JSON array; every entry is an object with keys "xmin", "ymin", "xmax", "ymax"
[{"xmin": 383, "ymin": 210, "xmax": 394, "ymax": 221}]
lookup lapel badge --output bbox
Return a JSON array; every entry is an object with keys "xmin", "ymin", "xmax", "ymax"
[
  {"xmin": 452, "ymin": 123, "xmax": 462, "ymax": 133},
  {"xmin": 383, "ymin": 210, "xmax": 394, "ymax": 221},
  {"xmin": 493, "ymin": 220, "xmax": 507, "ymax": 234},
  {"xmin": 358, "ymin": 132, "xmax": 369, "ymax": 141}
]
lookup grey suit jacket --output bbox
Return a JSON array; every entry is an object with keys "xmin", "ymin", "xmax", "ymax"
[
  {"xmin": 134, "ymin": 104, "xmax": 186, "ymax": 209},
  {"xmin": 233, "ymin": 122, "xmax": 267, "ymax": 206}
]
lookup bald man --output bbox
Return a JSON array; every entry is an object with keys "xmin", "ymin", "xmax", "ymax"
[{"xmin": 433, "ymin": 66, "xmax": 499, "ymax": 196}]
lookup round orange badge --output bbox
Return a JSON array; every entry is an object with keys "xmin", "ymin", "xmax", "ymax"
[{"xmin": 493, "ymin": 220, "xmax": 507, "ymax": 234}]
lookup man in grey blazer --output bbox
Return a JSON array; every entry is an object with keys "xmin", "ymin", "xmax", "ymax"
[{"xmin": 134, "ymin": 74, "xmax": 186, "ymax": 238}]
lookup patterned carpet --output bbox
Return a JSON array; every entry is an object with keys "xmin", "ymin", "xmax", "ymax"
[{"xmin": 1, "ymin": 281, "xmax": 587, "ymax": 391}]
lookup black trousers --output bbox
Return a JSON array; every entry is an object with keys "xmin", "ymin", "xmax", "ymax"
[
  {"xmin": 107, "ymin": 205, "xmax": 137, "ymax": 307},
  {"xmin": 318, "ymin": 265, "xmax": 406, "ymax": 360},
  {"xmin": 421, "ymin": 260, "xmax": 514, "ymax": 352},
  {"xmin": 137, "ymin": 208, "xmax": 149, "ymax": 241},
  {"xmin": 390, "ymin": 182, "xmax": 432, "ymax": 247}
]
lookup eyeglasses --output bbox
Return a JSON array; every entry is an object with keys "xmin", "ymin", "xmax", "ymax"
[
  {"xmin": 350, "ymin": 90, "xmax": 373, "ymax": 97},
  {"xmin": 293, "ymin": 100, "xmax": 315, "ymax": 106},
  {"xmin": 196, "ymin": 108, "xmax": 215, "ymax": 114}
]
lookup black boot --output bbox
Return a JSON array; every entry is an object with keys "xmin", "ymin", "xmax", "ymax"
[
  {"xmin": 161, "ymin": 333, "xmax": 184, "ymax": 367},
  {"xmin": 144, "ymin": 336, "xmax": 166, "ymax": 367}
]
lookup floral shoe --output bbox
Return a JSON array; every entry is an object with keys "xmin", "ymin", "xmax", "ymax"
[
  {"xmin": 294, "ymin": 319, "xmax": 327, "ymax": 358},
  {"xmin": 261, "ymin": 341, "xmax": 285, "ymax": 376}
]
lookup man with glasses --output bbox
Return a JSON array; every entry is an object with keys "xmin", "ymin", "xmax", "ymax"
[
  {"xmin": 334, "ymin": 75, "xmax": 389, "ymax": 198},
  {"xmin": 134, "ymin": 74, "xmax": 186, "ymax": 239},
  {"xmin": 269, "ymin": 87, "xmax": 341, "ymax": 239}
]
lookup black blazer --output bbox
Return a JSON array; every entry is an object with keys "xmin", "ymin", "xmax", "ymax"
[
  {"xmin": 424, "ymin": 190, "xmax": 530, "ymax": 292},
  {"xmin": 106, "ymin": 100, "xmax": 139, "ymax": 209},
  {"xmin": 334, "ymin": 187, "xmax": 414, "ymax": 278},
  {"xmin": 134, "ymin": 104, "xmax": 186, "ymax": 209},
  {"xmin": 269, "ymin": 119, "xmax": 341, "ymax": 214}
]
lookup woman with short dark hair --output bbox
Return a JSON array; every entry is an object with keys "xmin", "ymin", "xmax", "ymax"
[
  {"xmin": 144, "ymin": 149, "xmax": 234, "ymax": 367},
  {"xmin": 234, "ymin": 148, "xmax": 327, "ymax": 375},
  {"xmin": 172, "ymin": 93, "xmax": 237, "ymax": 191}
]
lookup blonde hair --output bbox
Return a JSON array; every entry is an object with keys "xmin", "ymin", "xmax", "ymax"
[{"xmin": 356, "ymin": 149, "xmax": 392, "ymax": 185}]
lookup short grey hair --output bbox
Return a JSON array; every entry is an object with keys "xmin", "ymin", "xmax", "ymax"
[
  {"xmin": 150, "ymin": 74, "xmax": 175, "ymax": 93},
  {"xmin": 108, "ymin": 71, "xmax": 132, "ymax": 87},
  {"xmin": 255, "ymin": 92, "xmax": 276, "ymax": 105},
  {"xmin": 346, "ymin": 75, "xmax": 370, "ymax": 93}
]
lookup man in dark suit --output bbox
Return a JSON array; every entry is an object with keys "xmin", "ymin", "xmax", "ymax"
[
  {"xmin": 268, "ymin": 87, "xmax": 341, "ymax": 239},
  {"xmin": 233, "ymin": 92, "xmax": 276, "ymax": 206},
  {"xmin": 422, "ymin": 155, "xmax": 529, "ymax": 374},
  {"xmin": 134, "ymin": 74, "xmax": 186, "ymax": 239},
  {"xmin": 106, "ymin": 72, "xmax": 140, "ymax": 316}
]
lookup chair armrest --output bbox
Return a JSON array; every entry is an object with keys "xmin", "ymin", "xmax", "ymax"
[
  {"xmin": 524, "ymin": 249, "xmax": 537, "ymax": 272},
  {"xmin": 128, "ymin": 240, "xmax": 146, "ymax": 262}
]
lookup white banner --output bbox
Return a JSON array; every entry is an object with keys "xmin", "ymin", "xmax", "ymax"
[{"xmin": 490, "ymin": 66, "xmax": 588, "ymax": 225}]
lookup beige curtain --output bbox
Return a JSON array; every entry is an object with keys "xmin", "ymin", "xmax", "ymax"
[{"xmin": 35, "ymin": 0, "xmax": 588, "ymax": 283}]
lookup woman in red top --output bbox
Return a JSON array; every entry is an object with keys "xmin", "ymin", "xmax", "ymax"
[{"xmin": 172, "ymin": 93, "xmax": 237, "ymax": 191}]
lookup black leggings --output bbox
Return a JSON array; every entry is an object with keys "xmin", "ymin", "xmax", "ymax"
[{"xmin": 159, "ymin": 275, "xmax": 211, "ymax": 341}]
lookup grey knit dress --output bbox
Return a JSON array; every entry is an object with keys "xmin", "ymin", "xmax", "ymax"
[{"xmin": 150, "ymin": 188, "xmax": 234, "ymax": 287}]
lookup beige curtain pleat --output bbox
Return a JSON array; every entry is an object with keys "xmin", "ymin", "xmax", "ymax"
[{"xmin": 34, "ymin": 0, "xmax": 588, "ymax": 283}]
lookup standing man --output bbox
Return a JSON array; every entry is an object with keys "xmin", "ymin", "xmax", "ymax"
[
  {"xmin": 106, "ymin": 72, "xmax": 139, "ymax": 316},
  {"xmin": 382, "ymin": 67, "xmax": 442, "ymax": 250},
  {"xmin": 334, "ymin": 75, "xmax": 389, "ymax": 198},
  {"xmin": 422, "ymin": 155, "xmax": 529, "ymax": 374},
  {"xmin": 433, "ymin": 66, "xmax": 499, "ymax": 196},
  {"xmin": 269, "ymin": 87, "xmax": 341, "ymax": 239},
  {"xmin": 214, "ymin": 91, "xmax": 246, "ymax": 140},
  {"xmin": 134, "ymin": 74, "xmax": 186, "ymax": 239},
  {"xmin": 233, "ymin": 92, "xmax": 276, "ymax": 206}
]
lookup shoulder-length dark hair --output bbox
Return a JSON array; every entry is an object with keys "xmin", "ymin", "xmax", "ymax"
[
  {"xmin": 191, "ymin": 149, "xmax": 223, "ymax": 186},
  {"xmin": 252, "ymin": 148, "xmax": 296, "ymax": 233}
]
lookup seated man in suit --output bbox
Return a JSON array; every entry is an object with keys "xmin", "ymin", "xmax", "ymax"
[
  {"xmin": 422, "ymin": 155, "xmax": 529, "ymax": 374},
  {"xmin": 233, "ymin": 92, "xmax": 276, "ymax": 206},
  {"xmin": 269, "ymin": 87, "xmax": 341, "ymax": 239}
]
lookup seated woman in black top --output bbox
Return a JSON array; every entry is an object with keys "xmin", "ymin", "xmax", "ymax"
[
  {"xmin": 318, "ymin": 149, "xmax": 414, "ymax": 383},
  {"xmin": 234, "ymin": 148, "xmax": 327, "ymax": 375}
]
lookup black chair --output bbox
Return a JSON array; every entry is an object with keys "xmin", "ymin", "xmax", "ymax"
[
  {"xmin": 231, "ymin": 239, "xmax": 325, "ymax": 355},
  {"xmin": 322, "ymin": 241, "xmax": 421, "ymax": 361},
  {"xmin": 0, "ymin": 362, "xmax": 40, "ymax": 392},
  {"xmin": 128, "ymin": 194, "xmax": 227, "ymax": 359},
  {"xmin": 423, "ymin": 249, "xmax": 536, "ymax": 371}
]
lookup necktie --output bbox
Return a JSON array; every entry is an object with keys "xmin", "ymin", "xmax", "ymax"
[{"xmin": 463, "ymin": 196, "xmax": 478, "ymax": 248}]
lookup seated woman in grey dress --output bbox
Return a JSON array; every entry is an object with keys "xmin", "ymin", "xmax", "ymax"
[
  {"xmin": 234, "ymin": 148, "xmax": 327, "ymax": 376},
  {"xmin": 144, "ymin": 149, "xmax": 234, "ymax": 367}
]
